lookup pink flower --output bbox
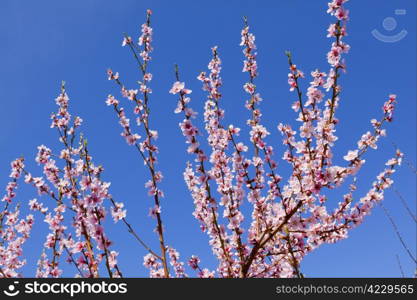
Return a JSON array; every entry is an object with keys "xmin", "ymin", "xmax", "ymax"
[
  {"xmin": 327, "ymin": 46, "xmax": 342, "ymax": 66},
  {"xmin": 108, "ymin": 251, "xmax": 119, "ymax": 269},
  {"xmin": 335, "ymin": 7, "xmax": 349, "ymax": 20},
  {"xmin": 188, "ymin": 255, "xmax": 200, "ymax": 270},
  {"xmin": 35, "ymin": 145, "xmax": 51, "ymax": 165},
  {"xmin": 243, "ymin": 82, "xmax": 255, "ymax": 94},
  {"xmin": 170, "ymin": 81, "xmax": 185, "ymax": 94},
  {"xmin": 343, "ymin": 150, "xmax": 358, "ymax": 161},
  {"xmin": 111, "ymin": 202, "xmax": 127, "ymax": 222},
  {"xmin": 74, "ymin": 116, "xmax": 83, "ymax": 127},
  {"xmin": 122, "ymin": 36, "xmax": 132, "ymax": 46},
  {"xmin": 169, "ymin": 81, "xmax": 191, "ymax": 95},
  {"xmin": 9, "ymin": 158, "xmax": 25, "ymax": 178},
  {"xmin": 143, "ymin": 73, "xmax": 153, "ymax": 81},
  {"xmin": 383, "ymin": 94, "xmax": 396, "ymax": 122},
  {"xmin": 107, "ymin": 69, "xmax": 119, "ymax": 80}
]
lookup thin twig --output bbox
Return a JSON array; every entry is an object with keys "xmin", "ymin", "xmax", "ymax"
[
  {"xmin": 396, "ymin": 254, "xmax": 405, "ymax": 278},
  {"xmin": 379, "ymin": 202, "xmax": 417, "ymax": 264},
  {"xmin": 393, "ymin": 186, "xmax": 417, "ymax": 223}
]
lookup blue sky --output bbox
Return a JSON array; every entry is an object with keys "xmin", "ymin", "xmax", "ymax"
[{"xmin": 1, "ymin": 0, "xmax": 415, "ymax": 277}]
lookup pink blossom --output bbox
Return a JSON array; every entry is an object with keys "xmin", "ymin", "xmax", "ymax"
[
  {"xmin": 111, "ymin": 202, "xmax": 127, "ymax": 222},
  {"xmin": 122, "ymin": 36, "xmax": 132, "ymax": 46},
  {"xmin": 343, "ymin": 150, "xmax": 358, "ymax": 161},
  {"xmin": 107, "ymin": 69, "xmax": 119, "ymax": 80},
  {"xmin": 105, "ymin": 95, "xmax": 119, "ymax": 106},
  {"xmin": 35, "ymin": 145, "xmax": 51, "ymax": 164},
  {"xmin": 169, "ymin": 81, "xmax": 190, "ymax": 94}
]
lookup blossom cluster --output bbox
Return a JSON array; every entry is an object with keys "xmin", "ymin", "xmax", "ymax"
[
  {"xmin": 0, "ymin": 159, "xmax": 34, "ymax": 277},
  {"xmin": 106, "ymin": 9, "xmax": 173, "ymax": 278},
  {"xmin": 170, "ymin": 0, "xmax": 402, "ymax": 278},
  {"xmin": 1, "ymin": 86, "xmax": 126, "ymax": 278},
  {"xmin": 0, "ymin": 0, "xmax": 405, "ymax": 278}
]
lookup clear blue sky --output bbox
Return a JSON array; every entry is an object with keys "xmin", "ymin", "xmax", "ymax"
[{"xmin": 1, "ymin": 0, "xmax": 415, "ymax": 277}]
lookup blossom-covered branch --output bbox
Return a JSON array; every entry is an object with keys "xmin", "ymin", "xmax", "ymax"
[{"xmin": 107, "ymin": 9, "xmax": 172, "ymax": 277}]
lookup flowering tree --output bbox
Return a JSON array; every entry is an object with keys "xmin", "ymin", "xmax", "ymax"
[{"xmin": 0, "ymin": 0, "xmax": 406, "ymax": 278}]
